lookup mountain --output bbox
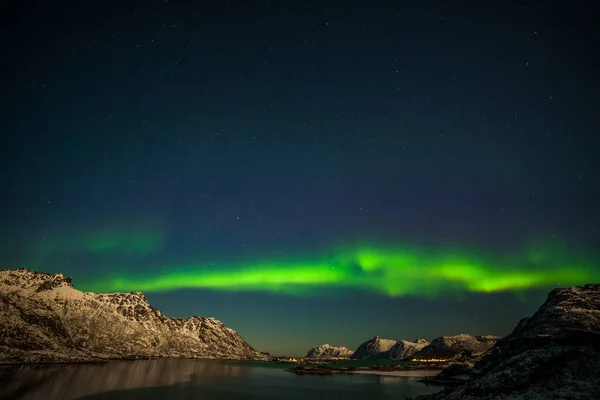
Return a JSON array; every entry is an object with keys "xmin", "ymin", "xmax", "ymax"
[
  {"xmin": 388, "ymin": 338, "xmax": 430, "ymax": 359},
  {"xmin": 414, "ymin": 284, "xmax": 600, "ymax": 400},
  {"xmin": 411, "ymin": 334, "xmax": 500, "ymax": 360},
  {"xmin": 0, "ymin": 268, "xmax": 268, "ymax": 363},
  {"xmin": 350, "ymin": 336, "xmax": 397, "ymax": 359},
  {"xmin": 305, "ymin": 344, "xmax": 354, "ymax": 358}
]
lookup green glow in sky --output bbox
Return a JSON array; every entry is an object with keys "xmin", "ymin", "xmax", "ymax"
[
  {"xmin": 81, "ymin": 243, "xmax": 598, "ymax": 298},
  {"xmin": 30, "ymin": 227, "xmax": 165, "ymax": 266},
  {"xmin": 82, "ymin": 230, "xmax": 164, "ymax": 255}
]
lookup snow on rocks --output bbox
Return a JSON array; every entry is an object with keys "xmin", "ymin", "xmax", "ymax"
[
  {"xmin": 411, "ymin": 284, "xmax": 600, "ymax": 400},
  {"xmin": 305, "ymin": 344, "xmax": 354, "ymax": 358},
  {"xmin": 0, "ymin": 268, "xmax": 268, "ymax": 363}
]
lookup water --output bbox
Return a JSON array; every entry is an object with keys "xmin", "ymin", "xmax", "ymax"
[{"xmin": 0, "ymin": 359, "xmax": 442, "ymax": 400}]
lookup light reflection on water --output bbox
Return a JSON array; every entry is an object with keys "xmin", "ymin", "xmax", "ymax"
[{"xmin": 0, "ymin": 359, "xmax": 441, "ymax": 400}]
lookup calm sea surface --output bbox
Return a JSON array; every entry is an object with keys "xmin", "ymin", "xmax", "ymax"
[{"xmin": 1, "ymin": 359, "xmax": 442, "ymax": 400}]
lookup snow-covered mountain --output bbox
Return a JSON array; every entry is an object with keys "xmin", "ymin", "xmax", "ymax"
[
  {"xmin": 351, "ymin": 334, "xmax": 498, "ymax": 361},
  {"xmin": 388, "ymin": 338, "xmax": 429, "ymax": 359},
  {"xmin": 305, "ymin": 344, "xmax": 354, "ymax": 358},
  {"xmin": 350, "ymin": 336, "xmax": 397, "ymax": 359},
  {"xmin": 0, "ymin": 268, "xmax": 268, "ymax": 363},
  {"xmin": 411, "ymin": 334, "xmax": 500, "ymax": 360},
  {"xmin": 414, "ymin": 284, "xmax": 600, "ymax": 400}
]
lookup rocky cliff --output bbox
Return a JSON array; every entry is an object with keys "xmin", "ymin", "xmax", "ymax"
[
  {"xmin": 305, "ymin": 344, "xmax": 354, "ymax": 358},
  {"xmin": 0, "ymin": 268, "xmax": 267, "ymax": 363},
  {"xmin": 412, "ymin": 334, "xmax": 500, "ymax": 360},
  {"xmin": 388, "ymin": 338, "xmax": 430, "ymax": 359},
  {"xmin": 350, "ymin": 336, "xmax": 397, "ymax": 359},
  {"xmin": 414, "ymin": 284, "xmax": 600, "ymax": 400}
]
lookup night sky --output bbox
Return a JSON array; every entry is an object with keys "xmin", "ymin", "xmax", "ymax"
[{"xmin": 2, "ymin": 0, "xmax": 599, "ymax": 356}]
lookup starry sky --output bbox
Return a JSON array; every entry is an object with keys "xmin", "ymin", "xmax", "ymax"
[{"xmin": 2, "ymin": 0, "xmax": 599, "ymax": 356}]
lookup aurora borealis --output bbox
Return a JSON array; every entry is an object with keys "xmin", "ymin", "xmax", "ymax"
[
  {"xmin": 2, "ymin": 1, "xmax": 599, "ymax": 355},
  {"xmin": 82, "ymin": 242, "xmax": 597, "ymax": 297}
]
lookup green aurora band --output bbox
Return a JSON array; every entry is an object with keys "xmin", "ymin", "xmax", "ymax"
[
  {"xmin": 29, "ymin": 228, "xmax": 165, "ymax": 267},
  {"xmin": 81, "ymin": 244, "xmax": 599, "ymax": 297},
  {"xmin": 82, "ymin": 230, "xmax": 164, "ymax": 256}
]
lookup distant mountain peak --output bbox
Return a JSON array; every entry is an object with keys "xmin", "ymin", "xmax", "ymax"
[
  {"xmin": 388, "ymin": 338, "xmax": 430, "ymax": 359},
  {"xmin": 412, "ymin": 333, "xmax": 500, "ymax": 360},
  {"xmin": 350, "ymin": 336, "xmax": 397, "ymax": 359},
  {"xmin": 305, "ymin": 344, "xmax": 353, "ymax": 358}
]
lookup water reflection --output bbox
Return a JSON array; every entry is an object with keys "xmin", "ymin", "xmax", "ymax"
[
  {"xmin": 0, "ymin": 359, "xmax": 441, "ymax": 400},
  {"xmin": 0, "ymin": 359, "xmax": 245, "ymax": 400},
  {"xmin": 379, "ymin": 376, "xmax": 400, "ymax": 385}
]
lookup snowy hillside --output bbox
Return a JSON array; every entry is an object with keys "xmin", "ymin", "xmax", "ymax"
[
  {"xmin": 305, "ymin": 344, "xmax": 354, "ymax": 358},
  {"xmin": 413, "ymin": 284, "xmax": 600, "ymax": 400},
  {"xmin": 350, "ymin": 336, "xmax": 398, "ymax": 359},
  {"xmin": 411, "ymin": 334, "xmax": 500, "ymax": 360},
  {"xmin": 0, "ymin": 268, "xmax": 268, "ymax": 363},
  {"xmin": 388, "ymin": 338, "xmax": 430, "ymax": 359}
]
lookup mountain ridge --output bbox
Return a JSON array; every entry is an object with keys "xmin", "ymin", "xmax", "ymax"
[
  {"xmin": 388, "ymin": 337, "xmax": 430, "ymax": 359},
  {"xmin": 414, "ymin": 284, "xmax": 600, "ymax": 400},
  {"xmin": 0, "ymin": 268, "xmax": 268, "ymax": 363},
  {"xmin": 305, "ymin": 344, "xmax": 354, "ymax": 358},
  {"xmin": 350, "ymin": 336, "xmax": 398, "ymax": 359},
  {"xmin": 411, "ymin": 334, "xmax": 501, "ymax": 360}
]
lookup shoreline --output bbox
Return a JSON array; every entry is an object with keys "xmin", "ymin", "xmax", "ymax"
[
  {"xmin": 0, "ymin": 356, "xmax": 270, "ymax": 369},
  {"xmin": 285, "ymin": 362, "xmax": 450, "ymax": 376},
  {"xmin": 349, "ymin": 369, "xmax": 443, "ymax": 378}
]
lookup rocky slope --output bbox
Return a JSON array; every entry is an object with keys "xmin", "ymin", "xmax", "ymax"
[
  {"xmin": 388, "ymin": 338, "xmax": 430, "ymax": 359},
  {"xmin": 305, "ymin": 344, "xmax": 354, "ymax": 358},
  {"xmin": 412, "ymin": 334, "xmax": 500, "ymax": 360},
  {"xmin": 414, "ymin": 284, "xmax": 600, "ymax": 400},
  {"xmin": 0, "ymin": 268, "xmax": 268, "ymax": 363},
  {"xmin": 350, "ymin": 336, "xmax": 397, "ymax": 359}
]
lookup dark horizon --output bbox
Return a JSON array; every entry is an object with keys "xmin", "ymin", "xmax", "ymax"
[{"xmin": 2, "ymin": 0, "xmax": 599, "ymax": 356}]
